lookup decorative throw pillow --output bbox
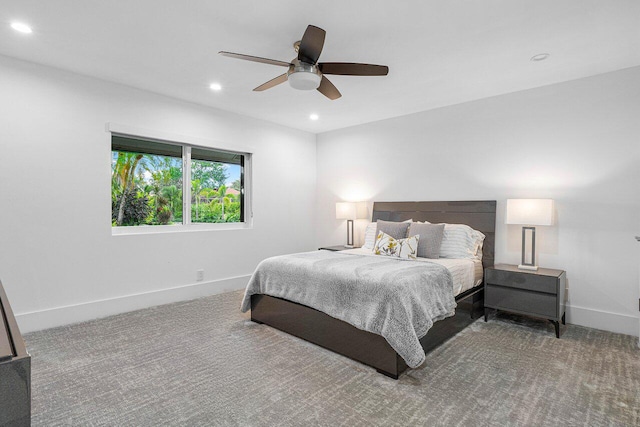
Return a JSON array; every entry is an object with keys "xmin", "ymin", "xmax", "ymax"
[
  {"xmin": 364, "ymin": 219, "xmax": 413, "ymax": 249},
  {"xmin": 439, "ymin": 223, "xmax": 485, "ymax": 260},
  {"xmin": 375, "ymin": 219, "xmax": 411, "ymax": 241},
  {"xmin": 408, "ymin": 223, "xmax": 445, "ymax": 259},
  {"xmin": 373, "ymin": 231, "xmax": 419, "ymax": 260}
]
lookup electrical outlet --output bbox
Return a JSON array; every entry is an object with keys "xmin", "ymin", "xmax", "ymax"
[{"xmin": 196, "ymin": 269, "xmax": 204, "ymax": 282}]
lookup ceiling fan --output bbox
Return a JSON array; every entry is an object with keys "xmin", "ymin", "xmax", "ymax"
[{"xmin": 219, "ymin": 25, "xmax": 389, "ymax": 100}]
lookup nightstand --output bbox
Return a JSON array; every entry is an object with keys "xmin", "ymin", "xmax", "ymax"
[
  {"xmin": 318, "ymin": 245, "xmax": 358, "ymax": 251},
  {"xmin": 484, "ymin": 264, "xmax": 567, "ymax": 338}
]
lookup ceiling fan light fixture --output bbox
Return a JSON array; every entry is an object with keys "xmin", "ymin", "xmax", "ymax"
[
  {"xmin": 219, "ymin": 25, "xmax": 388, "ymax": 100},
  {"xmin": 288, "ymin": 71, "xmax": 321, "ymax": 90}
]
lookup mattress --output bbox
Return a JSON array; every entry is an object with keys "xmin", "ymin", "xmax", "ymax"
[{"xmin": 342, "ymin": 248, "xmax": 482, "ymax": 296}]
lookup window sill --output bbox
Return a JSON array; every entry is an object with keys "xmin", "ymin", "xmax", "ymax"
[{"xmin": 112, "ymin": 221, "xmax": 252, "ymax": 236}]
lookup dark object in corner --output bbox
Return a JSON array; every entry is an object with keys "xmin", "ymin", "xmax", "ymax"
[{"xmin": 0, "ymin": 280, "xmax": 31, "ymax": 426}]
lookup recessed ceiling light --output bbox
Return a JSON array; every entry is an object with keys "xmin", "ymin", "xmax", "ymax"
[
  {"xmin": 309, "ymin": 114, "xmax": 319, "ymax": 121},
  {"xmin": 10, "ymin": 22, "xmax": 32, "ymax": 34},
  {"xmin": 530, "ymin": 53, "xmax": 550, "ymax": 62},
  {"xmin": 209, "ymin": 83, "xmax": 222, "ymax": 91}
]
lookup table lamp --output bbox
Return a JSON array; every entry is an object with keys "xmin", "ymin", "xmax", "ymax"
[{"xmin": 506, "ymin": 199, "xmax": 554, "ymax": 271}]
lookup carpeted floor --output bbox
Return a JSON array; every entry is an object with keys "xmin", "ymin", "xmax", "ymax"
[{"xmin": 24, "ymin": 290, "xmax": 639, "ymax": 426}]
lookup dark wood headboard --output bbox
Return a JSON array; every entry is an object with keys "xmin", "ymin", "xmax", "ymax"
[{"xmin": 372, "ymin": 201, "xmax": 496, "ymax": 270}]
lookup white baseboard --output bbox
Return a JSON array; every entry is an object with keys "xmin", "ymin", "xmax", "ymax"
[
  {"xmin": 15, "ymin": 280, "xmax": 639, "ymax": 340},
  {"xmin": 15, "ymin": 275, "xmax": 250, "ymax": 333},
  {"xmin": 566, "ymin": 304, "xmax": 639, "ymax": 337}
]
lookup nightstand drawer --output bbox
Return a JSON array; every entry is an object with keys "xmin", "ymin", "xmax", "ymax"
[
  {"xmin": 485, "ymin": 284, "xmax": 557, "ymax": 318},
  {"xmin": 485, "ymin": 269, "xmax": 557, "ymax": 294}
]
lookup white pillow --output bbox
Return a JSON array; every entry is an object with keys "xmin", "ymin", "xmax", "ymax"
[
  {"xmin": 362, "ymin": 219, "xmax": 414, "ymax": 249},
  {"xmin": 439, "ymin": 224, "xmax": 485, "ymax": 260},
  {"xmin": 362, "ymin": 222, "xmax": 378, "ymax": 249},
  {"xmin": 373, "ymin": 231, "xmax": 419, "ymax": 260}
]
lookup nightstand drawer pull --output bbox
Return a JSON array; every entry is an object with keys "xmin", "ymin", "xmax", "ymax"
[
  {"xmin": 485, "ymin": 285, "xmax": 557, "ymax": 319},
  {"xmin": 485, "ymin": 269, "xmax": 557, "ymax": 294}
]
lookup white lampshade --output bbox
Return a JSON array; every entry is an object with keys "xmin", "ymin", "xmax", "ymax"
[
  {"xmin": 506, "ymin": 199, "xmax": 555, "ymax": 226},
  {"xmin": 336, "ymin": 202, "xmax": 357, "ymax": 220}
]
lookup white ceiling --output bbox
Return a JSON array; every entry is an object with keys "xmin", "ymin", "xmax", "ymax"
[{"xmin": 1, "ymin": 0, "xmax": 639, "ymax": 133}]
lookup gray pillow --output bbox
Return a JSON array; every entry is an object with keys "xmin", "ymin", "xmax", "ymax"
[
  {"xmin": 408, "ymin": 223, "xmax": 445, "ymax": 259},
  {"xmin": 376, "ymin": 220, "xmax": 410, "ymax": 241}
]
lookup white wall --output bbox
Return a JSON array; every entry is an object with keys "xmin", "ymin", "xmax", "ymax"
[
  {"xmin": 317, "ymin": 67, "xmax": 640, "ymax": 337},
  {"xmin": 0, "ymin": 55, "xmax": 317, "ymax": 332}
]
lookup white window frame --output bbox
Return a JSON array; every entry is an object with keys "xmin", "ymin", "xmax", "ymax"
[{"xmin": 108, "ymin": 123, "xmax": 253, "ymax": 235}]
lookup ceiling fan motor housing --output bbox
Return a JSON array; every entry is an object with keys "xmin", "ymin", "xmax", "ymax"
[{"xmin": 287, "ymin": 59, "xmax": 322, "ymax": 90}]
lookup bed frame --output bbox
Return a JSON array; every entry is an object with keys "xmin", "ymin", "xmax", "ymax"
[{"xmin": 251, "ymin": 201, "xmax": 496, "ymax": 379}]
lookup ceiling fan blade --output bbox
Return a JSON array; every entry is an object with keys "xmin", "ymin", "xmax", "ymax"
[
  {"xmin": 318, "ymin": 62, "xmax": 389, "ymax": 76},
  {"xmin": 317, "ymin": 76, "xmax": 341, "ymax": 100},
  {"xmin": 219, "ymin": 51, "xmax": 291, "ymax": 68},
  {"xmin": 253, "ymin": 73, "xmax": 288, "ymax": 91},
  {"xmin": 298, "ymin": 25, "xmax": 326, "ymax": 64}
]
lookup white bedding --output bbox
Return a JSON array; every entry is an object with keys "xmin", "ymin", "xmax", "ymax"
[{"xmin": 342, "ymin": 248, "xmax": 482, "ymax": 296}]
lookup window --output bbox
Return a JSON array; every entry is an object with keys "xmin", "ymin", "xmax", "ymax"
[
  {"xmin": 190, "ymin": 147, "xmax": 243, "ymax": 224},
  {"xmin": 111, "ymin": 134, "xmax": 247, "ymax": 228}
]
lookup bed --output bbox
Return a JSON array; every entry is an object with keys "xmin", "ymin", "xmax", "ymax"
[{"xmin": 245, "ymin": 201, "xmax": 496, "ymax": 379}]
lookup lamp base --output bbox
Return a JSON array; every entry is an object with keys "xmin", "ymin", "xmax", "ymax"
[{"xmin": 518, "ymin": 264, "xmax": 539, "ymax": 271}]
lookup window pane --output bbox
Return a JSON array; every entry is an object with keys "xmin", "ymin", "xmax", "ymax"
[
  {"xmin": 111, "ymin": 150, "xmax": 183, "ymax": 226},
  {"xmin": 191, "ymin": 158, "xmax": 242, "ymax": 224}
]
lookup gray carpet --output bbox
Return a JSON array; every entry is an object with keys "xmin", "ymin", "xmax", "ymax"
[{"xmin": 25, "ymin": 290, "xmax": 639, "ymax": 426}]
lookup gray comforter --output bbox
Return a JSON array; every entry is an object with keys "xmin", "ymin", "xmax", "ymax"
[{"xmin": 241, "ymin": 250, "xmax": 456, "ymax": 368}]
